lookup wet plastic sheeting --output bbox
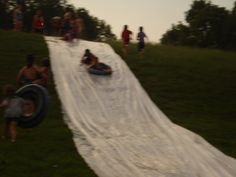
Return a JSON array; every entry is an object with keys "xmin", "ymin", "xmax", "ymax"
[{"xmin": 45, "ymin": 36, "xmax": 236, "ymax": 177}]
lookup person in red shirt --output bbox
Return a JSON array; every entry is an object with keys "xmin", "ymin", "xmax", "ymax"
[
  {"xmin": 32, "ymin": 10, "xmax": 45, "ymax": 34},
  {"xmin": 121, "ymin": 25, "xmax": 133, "ymax": 56}
]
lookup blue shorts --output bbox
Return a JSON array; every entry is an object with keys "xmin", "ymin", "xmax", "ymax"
[{"xmin": 138, "ymin": 42, "xmax": 145, "ymax": 51}]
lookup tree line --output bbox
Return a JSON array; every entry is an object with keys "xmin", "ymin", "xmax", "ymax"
[
  {"xmin": 161, "ymin": 0, "xmax": 236, "ymax": 50},
  {"xmin": 0, "ymin": 0, "xmax": 116, "ymax": 41}
]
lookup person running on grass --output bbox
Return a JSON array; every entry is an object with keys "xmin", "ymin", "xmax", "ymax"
[
  {"xmin": 137, "ymin": 26, "xmax": 148, "ymax": 58},
  {"xmin": 0, "ymin": 84, "xmax": 24, "ymax": 142},
  {"xmin": 121, "ymin": 25, "xmax": 133, "ymax": 56}
]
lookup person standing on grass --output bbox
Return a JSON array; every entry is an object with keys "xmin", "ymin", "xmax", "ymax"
[
  {"xmin": 0, "ymin": 85, "xmax": 24, "ymax": 143},
  {"xmin": 137, "ymin": 26, "xmax": 148, "ymax": 58},
  {"xmin": 121, "ymin": 25, "xmax": 133, "ymax": 56}
]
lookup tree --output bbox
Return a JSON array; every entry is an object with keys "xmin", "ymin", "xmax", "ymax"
[
  {"xmin": 186, "ymin": 0, "xmax": 229, "ymax": 48},
  {"xmin": 76, "ymin": 8, "xmax": 116, "ymax": 41},
  {"xmin": 161, "ymin": 0, "xmax": 231, "ymax": 49},
  {"xmin": 226, "ymin": 2, "xmax": 236, "ymax": 48}
]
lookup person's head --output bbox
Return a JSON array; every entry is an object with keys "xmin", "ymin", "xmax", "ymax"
[
  {"xmin": 124, "ymin": 25, "xmax": 128, "ymax": 30},
  {"xmin": 3, "ymin": 84, "xmax": 16, "ymax": 97},
  {"xmin": 16, "ymin": 3, "xmax": 22, "ymax": 10},
  {"xmin": 36, "ymin": 9, "xmax": 42, "ymax": 16},
  {"xmin": 139, "ymin": 26, "xmax": 143, "ymax": 32},
  {"xmin": 26, "ymin": 54, "xmax": 35, "ymax": 68},
  {"xmin": 85, "ymin": 49, "xmax": 90, "ymax": 54}
]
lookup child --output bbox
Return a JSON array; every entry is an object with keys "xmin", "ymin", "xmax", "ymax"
[
  {"xmin": 81, "ymin": 49, "xmax": 112, "ymax": 74},
  {"xmin": 137, "ymin": 26, "xmax": 148, "ymax": 58},
  {"xmin": 121, "ymin": 25, "xmax": 133, "ymax": 56},
  {"xmin": 0, "ymin": 85, "xmax": 24, "ymax": 142}
]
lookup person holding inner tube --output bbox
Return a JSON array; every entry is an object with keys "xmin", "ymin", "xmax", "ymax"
[
  {"xmin": 0, "ymin": 85, "xmax": 24, "ymax": 142},
  {"xmin": 81, "ymin": 49, "xmax": 112, "ymax": 75}
]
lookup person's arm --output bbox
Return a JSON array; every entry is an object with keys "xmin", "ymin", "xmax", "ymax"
[
  {"xmin": 137, "ymin": 33, "xmax": 140, "ymax": 41},
  {"xmin": 16, "ymin": 67, "xmax": 25, "ymax": 85},
  {"xmin": 130, "ymin": 31, "xmax": 133, "ymax": 40},
  {"xmin": 0, "ymin": 99, "xmax": 8, "ymax": 108},
  {"xmin": 145, "ymin": 33, "xmax": 149, "ymax": 43},
  {"xmin": 81, "ymin": 54, "xmax": 87, "ymax": 64}
]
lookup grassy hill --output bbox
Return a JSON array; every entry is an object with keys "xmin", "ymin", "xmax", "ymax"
[
  {"xmin": 0, "ymin": 30, "xmax": 97, "ymax": 177},
  {"xmin": 0, "ymin": 30, "xmax": 235, "ymax": 177}
]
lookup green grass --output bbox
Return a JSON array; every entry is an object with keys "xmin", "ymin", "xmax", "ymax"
[
  {"xmin": 0, "ymin": 30, "xmax": 97, "ymax": 177},
  {"xmin": 0, "ymin": 30, "xmax": 236, "ymax": 177},
  {"xmin": 110, "ymin": 41, "xmax": 236, "ymax": 158}
]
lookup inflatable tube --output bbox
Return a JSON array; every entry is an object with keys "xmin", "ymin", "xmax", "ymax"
[
  {"xmin": 88, "ymin": 63, "xmax": 112, "ymax": 76},
  {"xmin": 16, "ymin": 84, "xmax": 49, "ymax": 128}
]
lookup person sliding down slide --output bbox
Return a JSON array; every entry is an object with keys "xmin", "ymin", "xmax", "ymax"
[{"xmin": 81, "ymin": 49, "xmax": 112, "ymax": 75}]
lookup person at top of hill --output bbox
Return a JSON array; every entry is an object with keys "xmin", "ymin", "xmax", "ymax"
[
  {"xmin": 32, "ymin": 9, "xmax": 45, "ymax": 34},
  {"xmin": 137, "ymin": 26, "xmax": 148, "ymax": 58},
  {"xmin": 121, "ymin": 25, "xmax": 133, "ymax": 56},
  {"xmin": 12, "ymin": 3, "xmax": 23, "ymax": 32},
  {"xmin": 16, "ymin": 54, "xmax": 42, "ymax": 86},
  {"xmin": 61, "ymin": 9, "xmax": 77, "ymax": 41}
]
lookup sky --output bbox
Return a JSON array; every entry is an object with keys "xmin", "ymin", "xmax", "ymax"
[{"xmin": 68, "ymin": 0, "xmax": 235, "ymax": 43}]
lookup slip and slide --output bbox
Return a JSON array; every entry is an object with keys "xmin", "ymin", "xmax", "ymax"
[{"xmin": 30, "ymin": 36, "xmax": 236, "ymax": 177}]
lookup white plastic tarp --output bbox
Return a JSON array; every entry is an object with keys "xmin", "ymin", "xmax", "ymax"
[{"xmin": 45, "ymin": 36, "xmax": 236, "ymax": 177}]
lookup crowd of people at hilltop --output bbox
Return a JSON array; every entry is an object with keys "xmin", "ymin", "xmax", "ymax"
[{"xmin": 12, "ymin": 3, "xmax": 83, "ymax": 41}]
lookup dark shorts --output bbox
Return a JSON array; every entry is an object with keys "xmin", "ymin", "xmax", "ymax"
[
  {"xmin": 20, "ymin": 74, "xmax": 42, "ymax": 85},
  {"xmin": 5, "ymin": 117, "xmax": 19, "ymax": 124},
  {"xmin": 138, "ymin": 42, "xmax": 145, "ymax": 51}
]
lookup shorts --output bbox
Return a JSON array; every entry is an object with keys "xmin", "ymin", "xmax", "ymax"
[
  {"xmin": 138, "ymin": 42, "xmax": 145, "ymax": 51},
  {"xmin": 5, "ymin": 117, "xmax": 19, "ymax": 124},
  {"xmin": 123, "ymin": 39, "xmax": 130, "ymax": 45}
]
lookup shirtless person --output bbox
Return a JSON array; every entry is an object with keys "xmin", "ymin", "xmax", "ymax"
[{"xmin": 17, "ymin": 54, "xmax": 41, "ymax": 86}]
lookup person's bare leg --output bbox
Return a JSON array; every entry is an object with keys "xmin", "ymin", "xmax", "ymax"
[{"xmin": 9, "ymin": 121, "xmax": 17, "ymax": 142}]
